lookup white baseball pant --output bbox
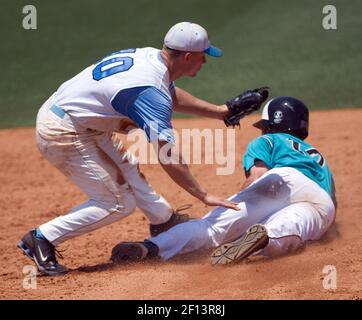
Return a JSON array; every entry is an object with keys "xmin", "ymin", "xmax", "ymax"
[
  {"xmin": 150, "ymin": 167, "xmax": 336, "ymax": 260},
  {"xmin": 36, "ymin": 95, "xmax": 172, "ymax": 246}
]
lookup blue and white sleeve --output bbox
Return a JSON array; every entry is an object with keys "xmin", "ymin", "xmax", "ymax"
[{"xmin": 111, "ymin": 86, "xmax": 174, "ymax": 143}]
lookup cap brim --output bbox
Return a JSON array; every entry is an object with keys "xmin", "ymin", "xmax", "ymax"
[{"xmin": 204, "ymin": 45, "xmax": 223, "ymax": 57}]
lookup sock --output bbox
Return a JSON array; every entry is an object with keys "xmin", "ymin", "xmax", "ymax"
[
  {"xmin": 35, "ymin": 228, "xmax": 47, "ymax": 240},
  {"xmin": 144, "ymin": 240, "xmax": 159, "ymax": 257}
]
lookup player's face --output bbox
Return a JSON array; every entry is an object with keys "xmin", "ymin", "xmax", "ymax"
[{"xmin": 184, "ymin": 52, "xmax": 206, "ymax": 77}]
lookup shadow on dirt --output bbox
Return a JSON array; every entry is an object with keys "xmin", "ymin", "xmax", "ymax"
[
  {"xmin": 318, "ymin": 222, "xmax": 341, "ymax": 244},
  {"xmin": 73, "ymin": 262, "xmax": 117, "ymax": 273},
  {"xmin": 72, "ymin": 223, "xmax": 340, "ymax": 274},
  {"xmin": 73, "ymin": 257, "xmax": 164, "ymax": 273}
]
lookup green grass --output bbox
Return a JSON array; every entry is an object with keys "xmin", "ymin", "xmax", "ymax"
[{"xmin": 1, "ymin": 0, "xmax": 361, "ymax": 128}]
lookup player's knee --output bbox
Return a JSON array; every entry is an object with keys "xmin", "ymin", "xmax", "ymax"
[
  {"xmin": 98, "ymin": 193, "xmax": 136, "ymax": 217},
  {"xmin": 260, "ymin": 235, "xmax": 304, "ymax": 257},
  {"xmin": 186, "ymin": 220, "xmax": 211, "ymax": 248},
  {"xmin": 117, "ymin": 193, "xmax": 137, "ymax": 216}
]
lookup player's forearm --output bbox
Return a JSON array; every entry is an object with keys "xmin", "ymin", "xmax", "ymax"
[
  {"xmin": 160, "ymin": 161, "xmax": 207, "ymax": 200},
  {"xmin": 173, "ymin": 87, "xmax": 228, "ymax": 120}
]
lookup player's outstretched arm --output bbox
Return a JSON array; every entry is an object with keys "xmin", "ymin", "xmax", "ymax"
[
  {"xmin": 173, "ymin": 87, "xmax": 228, "ymax": 120},
  {"xmin": 155, "ymin": 141, "xmax": 238, "ymax": 210}
]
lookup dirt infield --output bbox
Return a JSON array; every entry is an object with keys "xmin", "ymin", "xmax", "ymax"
[{"xmin": 1, "ymin": 109, "xmax": 361, "ymax": 300}]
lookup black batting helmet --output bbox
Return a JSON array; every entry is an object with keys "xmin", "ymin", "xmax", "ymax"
[{"xmin": 253, "ymin": 96, "xmax": 309, "ymax": 140}]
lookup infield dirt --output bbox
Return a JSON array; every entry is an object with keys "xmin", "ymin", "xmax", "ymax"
[{"xmin": 1, "ymin": 109, "xmax": 361, "ymax": 299}]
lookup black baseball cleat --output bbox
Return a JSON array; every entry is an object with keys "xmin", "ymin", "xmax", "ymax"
[
  {"xmin": 18, "ymin": 230, "xmax": 68, "ymax": 276},
  {"xmin": 111, "ymin": 240, "xmax": 159, "ymax": 263},
  {"xmin": 149, "ymin": 204, "xmax": 193, "ymax": 237},
  {"xmin": 210, "ymin": 224, "xmax": 269, "ymax": 265}
]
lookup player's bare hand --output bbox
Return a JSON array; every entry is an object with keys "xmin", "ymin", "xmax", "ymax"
[{"xmin": 201, "ymin": 194, "xmax": 239, "ymax": 210}]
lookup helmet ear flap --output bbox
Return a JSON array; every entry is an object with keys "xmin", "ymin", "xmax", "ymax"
[
  {"xmin": 262, "ymin": 123, "xmax": 273, "ymax": 134},
  {"xmin": 255, "ymin": 120, "xmax": 272, "ymax": 134},
  {"xmin": 262, "ymin": 120, "xmax": 287, "ymax": 135}
]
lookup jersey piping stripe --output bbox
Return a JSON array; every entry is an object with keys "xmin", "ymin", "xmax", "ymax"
[{"xmin": 261, "ymin": 135, "xmax": 273, "ymax": 148}]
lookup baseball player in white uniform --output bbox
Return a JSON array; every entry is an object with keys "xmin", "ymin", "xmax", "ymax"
[
  {"xmin": 111, "ymin": 96, "xmax": 337, "ymax": 265},
  {"xmin": 18, "ymin": 22, "xmax": 242, "ymax": 276}
]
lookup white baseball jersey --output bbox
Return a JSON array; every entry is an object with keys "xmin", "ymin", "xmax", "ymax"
[
  {"xmin": 35, "ymin": 48, "xmax": 176, "ymax": 246},
  {"xmin": 52, "ymin": 47, "xmax": 175, "ymax": 142}
]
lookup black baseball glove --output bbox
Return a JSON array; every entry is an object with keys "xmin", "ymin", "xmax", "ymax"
[{"xmin": 224, "ymin": 87, "xmax": 270, "ymax": 127}]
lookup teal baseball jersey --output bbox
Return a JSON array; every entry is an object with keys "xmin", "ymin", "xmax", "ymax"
[{"xmin": 243, "ymin": 133, "xmax": 335, "ymax": 198}]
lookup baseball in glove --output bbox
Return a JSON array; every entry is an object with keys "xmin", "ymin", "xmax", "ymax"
[{"xmin": 224, "ymin": 87, "xmax": 270, "ymax": 127}]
